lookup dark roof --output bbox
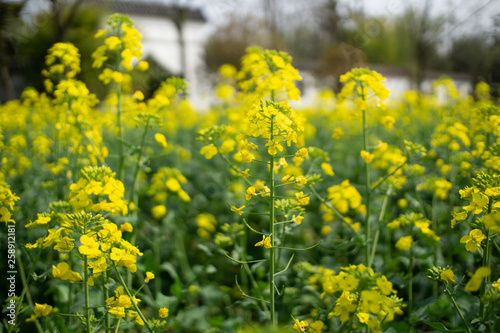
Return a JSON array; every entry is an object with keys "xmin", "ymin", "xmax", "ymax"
[{"xmin": 86, "ymin": 0, "xmax": 206, "ymax": 22}]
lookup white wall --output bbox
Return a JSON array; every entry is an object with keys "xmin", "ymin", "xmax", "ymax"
[{"xmin": 129, "ymin": 14, "xmax": 209, "ymax": 108}]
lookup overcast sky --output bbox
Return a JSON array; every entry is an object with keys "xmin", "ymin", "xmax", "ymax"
[{"xmin": 20, "ymin": 0, "xmax": 500, "ymax": 40}]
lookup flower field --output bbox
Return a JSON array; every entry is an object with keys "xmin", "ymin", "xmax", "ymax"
[{"xmin": 2, "ymin": 14, "xmax": 500, "ymax": 333}]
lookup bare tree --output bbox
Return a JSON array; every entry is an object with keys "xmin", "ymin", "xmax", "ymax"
[
  {"xmin": 50, "ymin": 0, "xmax": 84, "ymax": 41},
  {"xmin": 403, "ymin": 1, "xmax": 446, "ymax": 90},
  {"xmin": 0, "ymin": 0, "xmax": 26, "ymax": 101}
]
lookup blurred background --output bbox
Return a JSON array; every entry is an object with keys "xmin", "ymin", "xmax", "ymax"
[{"xmin": 1, "ymin": 0, "xmax": 500, "ymax": 106}]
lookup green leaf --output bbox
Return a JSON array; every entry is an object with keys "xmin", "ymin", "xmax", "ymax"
[
  {"xmin": 422, "ymin": 320, "xmax": 465, "ymax": 332},
  {"xmin": 160, "ymin": 261, "xmax": 179, "ymax": 279},
  {"xmin": 423, "ymin": 320, "xmax": 450, "ymax": 331},
  {"xmin": 197, "ymin": 243, "xmax": 213, "ymax": 256},
  {"xmin": 155, "ymin": 291, "xmax": 178, "ymax": 312},
  {"xmin": 170, "ymin": 277, "xmax": 183, "ymax": 298}
]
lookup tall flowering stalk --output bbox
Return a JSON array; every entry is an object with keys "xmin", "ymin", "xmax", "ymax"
[
  {"xmin": 337, "ymin": 69, "xmax": 390, "ymax": 267},
  {"xmin": 199, "ymin": 47, "xmax": 318, "ymax": 326},
  {"xmin": 24, "ymin": 166, "xmax": 164, "ymax": 332},
  {"xmin": 92, "ymin": 14, "xmax": 149, "ymax": 182}
]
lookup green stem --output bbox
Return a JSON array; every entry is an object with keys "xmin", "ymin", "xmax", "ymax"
[
  {"xmin": 362, "ymin": 107, "xmax": 372, "ymax": 267},
  {"xmin": 370, "ymin": 161, "xmax": 407, "ymax": 194},
  {"xmin": 84, "ymin": 255, "xmax": 91, "ymax": 333},
  {"xmin": 129, "ymin": 118, "xmax": 151, "ymax": 203},
  {"xmin": 82, "ymin": 221, "xmax": 92, "ymax": 333},
  {"xmin": 15, "ymin": 251, "xmax": 44, "ymax": 333},
  {"xmin": 172, "ymin": 218, "xmax": 195, "ymax": 283},
  {"xmin": 445, "ymin": 288, "xmax": 472, "ymax": 333},
  {"xmin": 72, "ymin": 107, "xmax": 102, "ymax": 163},
  {"xmin": 241, "ymin": 249, "xmax": 271, "ymax": 317},
  {"xmin": 368, "ymin": 187, "xmax": 392, "ymax": 267},
  {"xmin": 103, "ymin": 271, "xmax": 111, "ymax": 333},
  {"xmin": 479, "ymin": 197, "xmax": 493, "ymax": 319},
  {"xmin": 115, "ymin": 319, "xmax": 121, "ymax": 333},
  {"xmin": 116, "ymin": 81, "xmax": 124, "ymax": 182},
  {"xmin": 309, "ymin": 185, "xmax": 362, "ymax": 239},
  {"xmin": 408, "ymin": 221, "xmax": 414, "ymax": 328},
  {"xmin": 114, "ymin": 267, "xmax": 155, "ymax": 333},
  {"xmin": 9, "ymin": 250, "xmax": 43, "ymax": 333},
  {"xmin": 431, "ymin": 194, "xmax": 439, "ymax": 297},
  {"xmin": 154, "ymin": 232, "xmax": 161, "ymax": 294},
  {"xmin": 269, "ymin": 114, "xmax": 276, "ymax": 327}
]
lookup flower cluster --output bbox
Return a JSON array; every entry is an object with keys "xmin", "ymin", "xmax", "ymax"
[
  {"xmin": 323, "ymin": 179, "xmax": 363, "ymax": 215},
  {"xmin": 321, "ymin": 264, "xmax": 403, "ymax": 332},
  {"xmin": 68, "ymin": 166, "xmax": 128, "ymax": 214},
  {"xmin": 387, "ymin": 212, "xmax": 439, "ymax": 251},
  {"xmin": 92, "ymin": 14, "xmax": 148, "ymax": 74},
  {"xmin": 42, "ymin": 42, "xmax": 81, "ymax": 92},
  {"xmin": 106, "ymin": 286, "xmax": 144, "ymax": 325},
  {"xmin": 337, "ymin": 68, "xmax": 390, "ymax": 110},
  {"xmin": 237, "ymin": 47, "xmax": 302, "ymax": 103},
  {"xmin": 0, "ymin": 183, "xmax": 19, "ymax": 224},
  {"xmin": 146, "ymin": 167, "xmax": 191, "ymax": 204}
]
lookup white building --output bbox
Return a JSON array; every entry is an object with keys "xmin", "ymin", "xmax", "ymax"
[{"xmin": 97, "ymin": 0, "xmax": 209, "ymax": 108}]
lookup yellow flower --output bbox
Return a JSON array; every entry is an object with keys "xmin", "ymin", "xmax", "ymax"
[
  {"xmin": 79, "ymin": 235, "xmax": 102, "ymax": 258},
  {"xmin": 137, "ymin": 60, "xmax": 149, "ymax": 71},
  {"xmin": 154, "ymin": 133, "xmax": 167, "ymax": 148},
  {"xmin": 367, "ymin": 317, "xmax": 382, "ymax": 333},
  {"xmin": 295, "ymin": 148, "xmax": 308, "ymax": 158},
  {"xmin": 265, "ymin": 139, "xmax": 284, "ymax": 155},
  {"xmin": 492, "ymin": 278, "xmax": 500, "ymax": 291},
  {"xmin": 255, "ymin": 235, "xmax": 272, "ymax": 248},
  {"xmin": 463, "ymin": 191, "xmax": 488, "ymax": 214},
  {"xmin": 144, "ymin": 272, "xmax": 155, "ymax": 283},
  {"xmin": 309, "ymin": 320, "xmax": 325, "ymax": 333},
  {"xmin": 166, "ymin": 177, "xmax": 181, "ymax": 192},
  {"xmin": 133, "ymin": 90, "xmax": 144, "ymax": 100},
  {"xmin": 245, "ymin": 186, "xmax": 256, "ymax": 200},
  {"xmin": 295, "ymin": 191, "xmax": 310, "ymax": 206},
  {"xmin": 465, "ymin": 267, "xmax": 491, "ymax": 292},
  {"xmin": 129, "ymin": 310, "xmax": 145, "ymax": 325},
  {"xmin": 321, "ymin": 162, "xmax": 334, "ymax": 176},
  {"xmin": 219, "ymin": 64, "xmax": 237, "ymax": 78},
  {"xmin": 292, "ymin": 215, "xmax": 304, "ymax": 225},
  {"xmin": 376, "ymin": 275, "xmax": 394, "ymax": 295},
  {"xmin": 104, "ymin": 36, "xmax": 121, "ymax": 50},
  {"xmin": 109, "ymin": 306, "xmax": 126, "ymax": 319},
  {"xmin": 200, "ymin": 143, "xmax": 218, "ymax": 159},
  {"xmin": 120, "ymin": 222, "xmax": 133, "ymax": 233},
  {"xmin": 159, "ymin": 307, "xmax": 169, "ymax": 318},
  {"xmin": 220, "ymin": 139, "xmax": 236, "ymax": 154},
  {"xmin": 151, "ymin": 205, "xmax": 167, "ymax": 219},
  {"xmin": 196, "ymin": 213, "xmax": 217, "ymax": 239},
  {"xmin": 382, "ymin": 115, "xmax": 395, "ymax": 130},
  {"xmin": 360, "ymin": 290, "xmax": 382, "ymax": 314},
  {"xmin": 357, "ymin": 312, "xmax": 370, "ymax": 323},
  {"xmin": 293, "ymin": 319, "xmax": 309, "ymax": 332},
  {"xmin": 360, "ymin": 150, "xmax": 374, "ymax": 163},
  {"xmin": 397, "ymin": 198, "xmax": 408, "ymax": 209},
  {"xmin": 395, "ymin": 235, "xmax": 413, "ymax": 251},
  {"xmin": 485, "ymin": 211, "xmax": 500, "ymax": 233},
  {"xmin": 296, "ymin": 175, "xmax": 307, "ymax": 185},
  {"xmin": 33, "ymin": 303, "xmax": 53, "ymax": 317},
  {"xmin": 333, "ymin": 291, "xmax": 357, "ymax": 322},
  {"xmin": 332, "ymin": 127, "xmax": 344, "ymax": 139},
  {"xmin": 460, "ymin": 229, "xmax": 486, "ymax": 252},
  {"xmin": 440, "ymin": 269, "xmax": 455, "ymax": 283},
  {"xmin": 230, "ymin": 205, "xmax": 245, "ymax": 215},
  {"xmin": 238, "ymin": 168, "xmax": 250, "ymax": 178},
  {"xmin": 52, "ymin": 262, "xmax": 82, "ymax": 282}
]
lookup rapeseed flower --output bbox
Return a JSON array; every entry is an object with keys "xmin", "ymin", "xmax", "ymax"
[{"xmin": 460, "ymin": 229, "xmax": 486, "ymax": 252}]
